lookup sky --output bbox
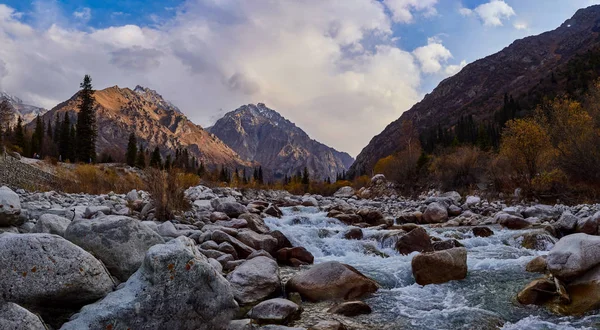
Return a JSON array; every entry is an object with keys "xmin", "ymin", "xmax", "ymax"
[{"xmin": 0, "ymin": 0, "xmax": 599, "ymax": 157}]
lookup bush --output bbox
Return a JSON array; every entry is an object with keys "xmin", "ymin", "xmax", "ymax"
[
  {"xmin": 430, "ymin": 146, "xmax": 487, "ymax": 191},
  {"xmin": 144, "ymin": 168, "xmax": 191, "ymax": 221}
]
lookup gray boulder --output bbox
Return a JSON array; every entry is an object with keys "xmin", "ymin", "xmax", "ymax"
[
  {"xmin": 0, "ymin": 186, "xmax": 22, "ymax": 227},
  {"xmin": 65, "ymin": 215, "xmax": 165, "ymax": 281},
  {"xmin": 0, "ymin": 233, "xmax": 113, "ymax": 307},
  {"xmin": 217, "ymin": 202, "xmax": 248, "ymax": 218},
  {"xmin": 554, "ymin": 212, "xmax": 579, "ymax": 236},
  {"xmin": 411, "ymin": 247, "xmax": 468, "ymax": 285},
  {"xmin": 32, "ymin": 214, "xmax": 71, "ymax": 236},
  {"xmin": 547, "ymin": 233, "xmax": 600, "ymax": 280},
  {"xmin": 61, "ymin": 236, "xmax": 238, "ymax": 330},
  {"xmin": 227, "ymin": 256, "xmax": 281, "ymax": 305},
  {"xmin": 237, "ymin": 229, "xmax": 279, "ymax": 255},
  {"xmin": 239, "ymin": 213, "xmax": 271, "ymax": 234},
  {"xmin": 421, "ymin": 202, "xmax": 448, "ymax": 224},
  {"xmin": 0, "ymin": 302, "xmax": 46, "ymax": 330},
  {"xmin": 247, "ymin": 298, "xmax": 300, "ymax": 324},
  {"xmin": 333, "ymin": 186, "xmax": 355, "ymax": 198}
]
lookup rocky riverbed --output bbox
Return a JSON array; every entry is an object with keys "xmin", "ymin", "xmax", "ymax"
[{"xmin": 1, "ymin": 175, "xmax": 600, "ymax": 329}]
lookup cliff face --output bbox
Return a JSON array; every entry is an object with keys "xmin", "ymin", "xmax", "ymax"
[
  {"xmin": 207, "ymin": 103, "xmax": 354, "ymax": 180},
  {"xmin": 34, "ymin": 85, "xmax": 251, "ymax": 169},
  {"xmin": 350, "ymin": 5, "xmax": 600, "ymax": 176}
]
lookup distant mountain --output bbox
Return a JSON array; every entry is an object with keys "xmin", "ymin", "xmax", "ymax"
[
  {"xmin": 350, "ymin": 5, "xmax": 600, "ymax": 176},
  {"xmin": 207, "ymin": 103, "xmax": 354, "ymax": 180},
  {"xmin": 33, "ymin": 85, "xmax": 252, "ymax": 169},
  {"xmin": 1, "ymin": 92, "xmax": 47, "ymax": 126}
]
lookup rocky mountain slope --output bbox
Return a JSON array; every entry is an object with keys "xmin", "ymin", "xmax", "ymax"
[
  {"xmin": 207, "ymin": 103, "xmax": 354, "ymax": 180},
  {"xmin": 32, "ymin": 85, "xmax": 251, "ymax": 169},
  {"xmin": 350, "ymin": 5, "xmax": 600, "ymax": 176},
  {"xmin": 1, "ymin": 92, "xmax": 47, "ymax": 127}
]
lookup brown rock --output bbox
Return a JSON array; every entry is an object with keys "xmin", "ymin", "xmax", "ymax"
[
  {"xmin": 472, "ymin": 227, "xmax": 493, "ymax": 237},
  {"xmin": 277, "ymin": 247, "xmax": 314, "ymax": 266},
  {"xmin": 395, "ymin": 227, "xmax": 433, "ymax": 255},
  {"xmin": 411, "ymin": 247, "xmax": 468, "ymax": 285},
  {"xmin": 344, "ymin": 228, "xmax": 363, "ymax": 240},
  {"xmin": 327, "ymin": 301, "xmax": 372, "ymax": 317},
  {"xmin": 357, "ymin": 209, "xmax": 384, "ymax": 225},
  {"xmin": 308, "ymin": 320, "xmax": 348, "ymax": 330},
  {"xmin": 517, "ymin": 278, "xmax": 556, "ymax": 305},
  {"xmin": 286, "ymin": 261, "xmax": 378, "ymax": 302},
  {"xmin": 432, "ymin": 239, "xmax": 463, "ymax": 251},
  {"xmin": 526, "ymin": 256, "xmax": 548, "ymax": 273}
]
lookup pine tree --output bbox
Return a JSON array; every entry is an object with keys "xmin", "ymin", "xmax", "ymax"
[
  {"xmin": 136, "ymin": 144, "xmax": 146, "ymax": 168},
  {"xmin": 126, "ymin": 133, "xmax": 137, "ymax": 167},
  {"xmin": 59, "ymin": 114, "xmax": 72, "ymax": 162},
  {"xmin": 150, "ymin": 147, "xmax": 162, "ymax": 168},
  {"xmin": 14, "ymin": 117, "xmax": 25, "ymax": 152},
  {"xmin": 69, "ymin": 125, "xmax": 76, "ymax": 162},
  {"xmin": 165, "ymin": 154, "xmax": 172, "ymax": 171},
  {"xmin": 53, "ymin": 113, "xmax": 61, "ymax": 141},
  {"xmin": 197, "ymin": 161, "xmax": 205, "ymax": 177},
  {"xmin": 258, "ymin": 166, "xmax": 264, "ymax": 185},
  {"xmin": 46, "ymin": 119, "xmax": 53, "ymax": 141},
  {"xmin": 302, "ymin": 167, "xmax": 310, "ymax": 185},
  {"xmin": 75, "ymin": 75, "xmax": 97, "ymax": 163},
  {"xmin": 31, "ymin": 115, "xmax": 43, "ymax": 157}
]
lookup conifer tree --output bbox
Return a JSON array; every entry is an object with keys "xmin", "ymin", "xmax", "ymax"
[
  {"xmin": 75, "ymin": 75, "xmax": 97, "ymax": 163},
  {"xmin": 14, "ymin": 116, "xmax": 25, "ymax": 152},
  {"xmin": 302, "ymin": 166, "xmax": 310, "ymax": 185},
  {"xmin": 31, "ymin": 115, "xmax": 43, "ymax": 157},
  {"xmin": 53, "ymin": 113, "xmax": 61, "ymax": 141},
  {"xmin": 59, "ymin": 114, "xmax": 71, "ymax": 161},
  {"xmin": 136, "ymin": 144, "xmax": 146, "ymax": 168},
  {"xmin": 258, "ymin": 166, "xmax": 264, "ymax": 185},
  {"xmin": 150, "ymin": 147, "xmax": 162, "ymax": 168},
  {"xmin": 126, "ymin": 133, "xmax": 137, "ymax": 167},
  {"xmin": 69, "ymin": 125, "xmax": 76, "ymax": 161},
  {"xmin": 197, "ymin": 161, "xmax": 205, "ymax": 177},
  {"xmin": 165, "ymin": 154, "xmax": 172, "ymax": 171}
]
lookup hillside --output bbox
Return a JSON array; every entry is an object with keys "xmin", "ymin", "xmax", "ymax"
[
  {"xmin": 350, "ymin": 5, "xmax": 600, "ymax": 176},
  {"xmin": 1, "ymin": 92, "xmax": 47, "ymax": 127},
  {"xmin": 207, "ymin": 103, "xmax": 354, "ymax": 180}
]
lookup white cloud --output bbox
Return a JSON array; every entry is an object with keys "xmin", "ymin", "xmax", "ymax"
[
  {"xmin": 0, "ymin": 0, "xmax": 428, "ymax": 156},
  {"xmin": 463, "ymin": 0, "xmax": 516, "ymax": 27},
  {"xmin": 73, "ymin": 7, "xmax": 91, "ymax": 22},
  {"xmin": 383, "ymin": 0, "xmax": 438, "ymax": 23},
  {"xmin": 413, "ymin": 37, "xmax": 453, "ymax": 73},
  {"xmin": 513, "ymin": 22, "xmax": 528, "ymax": 30},
  {"xmin": 445, "ymin": 60, "xmax": 467, "ymax": 76}
]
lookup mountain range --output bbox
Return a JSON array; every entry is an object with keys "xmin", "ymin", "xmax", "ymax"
[
  {"xmin": 1, "ymin": 92, "xmax": 47, "ymax": 127},
  {"xmin": 207, "ymin": 103, "xmax": 353, "ymax": 180},
  {"xmin": 349, "ymin": 5, "xmax": 600, "ymax": 176}
]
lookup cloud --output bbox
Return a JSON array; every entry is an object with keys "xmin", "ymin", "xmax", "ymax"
[
  {"xmin": 463, "ymin": 0, "xmax": 516, "ymax": 27},
  {"xmin": 413, "ymin": 37, "xmax": 453, "ymax": 73},
  {"xmin": 445, "ymin": 60, "xmax": 467, "ymax": 76},
  {"xmin": 73, "ymin": 7, "xmax": 91, "ymax": 22},
  {"xmin": 513, "ymin": 22, "xmax": 528, "ymax": 30},
  {"xmin": 0, "ymin": 0, "xmax": 428, "ymax": 156},
  {"xmin": 383, "ymin": 0, "xmax": 438, "ymax": 23}
]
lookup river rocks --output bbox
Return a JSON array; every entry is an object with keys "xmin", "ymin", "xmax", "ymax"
[
  {"xmin": 432, "ymin": 239, "xmax": 463, "ymax": 251},
  {"xmin": 285, "ymin": 261, "xmax": 378, "ymax": 302},
  {"xmin": 61, "ymin": 236, "xmax": 238, "ymax": 330},
  {"xmin": 212, "ymin": 230, "xmax": 256, "ymax": 259},
  {"xmin": 217, "ymin": 202, "xmax": 248, "ymax": 218},
  {"xmin": 472, "ymin": 227, "xmax": 493, "ymax": 237},
  {"xmin": 421, "ymin": 202, "xmax": 448, "ymax": 224},
  {"xmin": 496, "ymin": 213, "xmax": 532, "ymax": 229},
  {"xmin": 523, "ymin": 205, "xmax": 560, "ymax": 221},
  {"xmin": 65, "ymin": 215, "xmax": 165, "ymax": 281},
  {"xmin": 0, "ymin": 233, "xmax": 114, "ymax": 308},
  {"xmin": 265, "ymin": 204, "xmax": 284, "ymax": 218},
  {"xmin": 276, "ymin": 246, "xmax": 314, "ymax": 266},
  {"xmin": 395, "ymin": 227, "xmax": 433, "ymax": 255},
  {"xmin": 518, "ymin": 230, "xmax": 557, "ymax": 251},
  {"xmin": 227, "ymin": 256, "xmax": 281, "ymax": 305},
  {"xmin": 546, "ymin": 264, "xmax": 600, "ymax": 315},
  {"xmin": 237, "ymin": 229, "xmax": 279, "ymax": 255},
  {"xmin": 334, "ymin": 186, "xmax": 355, "ymax": 198},
  {"xmin": 448, "ymin": 205, "xmax": 462, "ymax": 216},
  {"xmin": 411, "ymin": 247, "xmax": 468, "ymax": 285},
  {"xmin": 547, "ymin": 233, "xmax": 600, "ymax": 280},
  {"xmin": 239, "ymin": 213, "xmax": 271, "ymax": 234},
  {"xmin": 526, "ymin": 256, "xmax": 548, "ymax": 273},
  {"xmin": 32, "ymin": 213, "xmax": 71, "ymax": 236},
  {"xmin": 301, "ymin": 196, "xmax": 319, "ymax": 207},
  {"xmin": 332, "ymin": 213, "xmax": 362, "ymax": 225},
  {"xmin": 327, "ymin": 301, "xmax": 372, "ymax": 317},
  {"xmin": 357, "ymin": 208, "xmax": 384, "ymax": 225},
  {"xmin": 554, "ymin": 212, "xmax": 579, "ymax": 236},
  {"xmin": 247, "ymin": 298, "xmax": 300, "ymax": 324},
  {"xmin": 0, "ymin": 186, "xmax": 22, "ymax": 226},
  {"xmin": 0, "ymin": 302, "xmax": 46, "ymax": 330},
  {"xmin": 517, "ymin": 278, "xmax": 556, "ymax": 305},
  {"xmin": 308, "ymin": 321, "xmax": 347, "ymax": 330},
  {"xmin": 576, "ymin": 212, "xmax": 600, "ymax": 235},
  {"xmin": 344, "ymin": 228, "xmax": 363, "ymax": 240}
]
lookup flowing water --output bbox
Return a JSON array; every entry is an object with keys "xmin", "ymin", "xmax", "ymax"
[{"xmin": 265, "ymin": 207, "xmax": 600, "ymax": 330}]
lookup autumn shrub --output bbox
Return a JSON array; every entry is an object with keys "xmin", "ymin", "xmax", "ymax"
[
  {"xmin": 429, "ymin": 146, "xmax": 487, "ymax": 191},
  {"xmin": 56, "ymin": 164, "xmax": 145, "ymax": 194},
  {"xmin": 144, "ymin": 168, "xmax": 191, "ymax": 221}
]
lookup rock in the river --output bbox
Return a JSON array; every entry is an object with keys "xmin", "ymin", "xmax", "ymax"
[
  {"xmin": 334, "ymin": 186, "xmax": 355, "ymax": 198},
  {"xmin": 432, "ymin": 239, "xmax": 463, "ymax": 251},
  {"xmin": 227, "ymin": 256, "xmax": 281, "ymax": 305},
  {"xmin": 526, "ymin": 256, "xmax": 548, "ymax": 273},
  {"xmin": 357, "ymin": 208, "xmax": 384, "ymax": 225},
  {"xmin": 217, "ymin": 202, "xmax": 248, "ymax": 218},
  {"xmin": 344, "ymin": 228, "xmax": 363, "ymax": 240},
  {"xmin": 276, "ymin": 247, "xmax": 314, "ymax": 266},
  {"xmin": 547, "ymin": 233, "xmax": 600, "ymax": 280},
  {"xmin": 301, "ymin": 196, "xmax": 319, "ymax": 207},
  {"xmin": 32, "ymin": 214, "xmax": 71, "ymax": 236},
  {"xmin": 265, "ymin": 204, "xmax": 284, "ymax": 218},
  {"xmin": 247, "ymin": 298, "xmax": 300, "ymax": 324},
  {"xmin": 421, "ymin": 202, "xmax": 448, "ymax": 224},
  {"xmin": 0, "ymin": 186, "xmax": 22, "ymax": 227},
  {"xmin": 65, "ymin": 215, "xmax": 165, "ymax": 281},
  {"xmin": 0, "ymin": 302, "xmax": 46, "ymax": 330},
  {"xmin": 554, "ymin": 212, "xmax": 579, "ymax": 236},
  {"xmin": 576, "ymin": 212, "xmax": 600, "ymax": 235},
  {"xmin": 0, "ymin": 233, "xmax": 113, "ymax": 308},
  {"xmin": 308, "ymin": 321, "xmax": 347, "ymax": 330},
  {"xmin": 61, "ymin": 236, "xmax": 238, "ymax": 330},
  {"xmin": 496, "ymin": 213, "xmax": 532, "ymax": 229},
  {"xmin": 327, "ymin": 301, "xmax": 372, "ymax": 317},
  {"xmin": 236, "ymin": 229, "xmax": 279, "ymax": 255},
  {"xmin": 411, "ymin": 247, "xmax": 468, "ymax": 285},
  {"xmin": 395, "ymin": 227, "xmax": 433, "ymax": 255},
  {"xmin": 546, "ymin": 264, "xmax": 600, "ymax": 315},
  {"xmin": 239, "ymin": 213, "xmax": 271, "ymax": 234},
  {"xmin": 517, "ymin": 278, "xmax": 556, "ymax": 305},
  {"xmin": 472, "ymin": 227, "xmax": 493, "ymax": 237},
  {"xmin": 518, "ymin": 230, "xmax": 557, "ymax": 251},
  {"xmin": 286, "ymin": 261, "xmax": 378, "ymax": 302}
]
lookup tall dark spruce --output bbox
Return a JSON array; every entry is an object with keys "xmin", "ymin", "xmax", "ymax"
[
  {"xmin": 75, "ymin": 75, "xmax": 97, "ymax": 163},
  {"xmin": 126, "ymin": 132, "xmax": 137, "ymax": 167}
]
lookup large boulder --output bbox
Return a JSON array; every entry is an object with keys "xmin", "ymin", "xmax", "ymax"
[
  {"xmin": 547, "ymin": 233, "xmax": 600, "ymax": 280},
  {"xmin": 421, "ymin": 202, "xmax": 448, "ymax": 224},
  {"xmin": 65, "ymin": 215, "xmax": 165, "ymax": 281},
  {"xmin": 333, "ymin": 186, "xmax": 355, "ymax": 198},
  {"xmin": 61, "ymin": 236, "xmax": 238, "ymax": 330},
  {"xmin": 239, "ymin": 213, "xmax": 271, "ymax": 234},
  {"xmin": 411, "ymin": 247, "xmax": 468, "ymax": 285},
  {"xmin": 327, "ymin": 301, "xmax": 372, "ymax": 317},
  {"xmin": 227, "ymin": 256, "xmax": 281, "ymax": 305},
  {"xmin": 276, "ymin": 247, "xmax": 314, "ymax": 266},
  {"xmin": 0, "ymin": 233, "xmax": 114, "ymax": 308},
  {"xmin": 553, "ymin": 212, "xmax": 579, "ymax": 236},
  {"xmin": 496, "ymin": 213, "xmax": 532, "ymax": 229},
  {"xmin": 286, "ymin": 261, "xmax": 378, "ymax": 302},
  {"xmin": 0, "ymin": 302, "xmax": 46, "ymax": 330},
  {"xmin": 517, "ymin": 278, "xmax": 556, "ymax": 305},
  {"xmin": 576, "ymin": 212, "xmax": 600, "ymax": 235},
  {"xmin": 357, "ymin": 208, "xmax": 384, "ymax": 225},
  {"xmin": 546, "ymin": 264, "xmax": 600, "ymax": 315},
  {"xmin": 518, "ymin": 230, "xmax": 557, "ymax": 251},
  {"xmin": 0, "ymin": 186, "xmax": 22, "ymax": 227},
  {"xmin": 395, "ymin": 227, "xmax": 433, "ymax": 255},
  {"xmin": 212, "ymin": 230, "xmax": 256, "ymax": 259},
  {"xmin": 523, "ymin": 204, "xmax": 560, "ymax": 221},
  {"xmin": 217, "ymin": 202, "xmax": 248, "ymax": 218},
  {"xmin": 247, "ymin": 298, "xmax": 300, "ymax": 324},
  {"xmin": 236, "ymin": 230, "xmax": 279, "ymax": 255},
  {"xmin": 32, "ymin": 214, "xmax": 71, "ymax": 236}
]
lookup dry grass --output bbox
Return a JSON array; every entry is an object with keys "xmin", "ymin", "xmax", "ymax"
[
  {"xmin": 56, "ymin": 164, "xmax": 144, "ymax": 194},
  {"xmin": 143, "ymin": 168, "xmax": 192, "ymax": 221}
]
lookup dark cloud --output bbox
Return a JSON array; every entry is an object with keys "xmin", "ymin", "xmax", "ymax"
[
  {"xmin": 226, "ymin": 72, "xmax": 260, "ymax": 95},
  {"xmin": 109, "ymin": 47, "xmax": 163, "ymax": 71}
]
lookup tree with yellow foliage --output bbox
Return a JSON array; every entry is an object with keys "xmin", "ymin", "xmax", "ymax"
[{"xmin": 500, "ymin": 118, "xmax": 554, "ymax": 186}]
